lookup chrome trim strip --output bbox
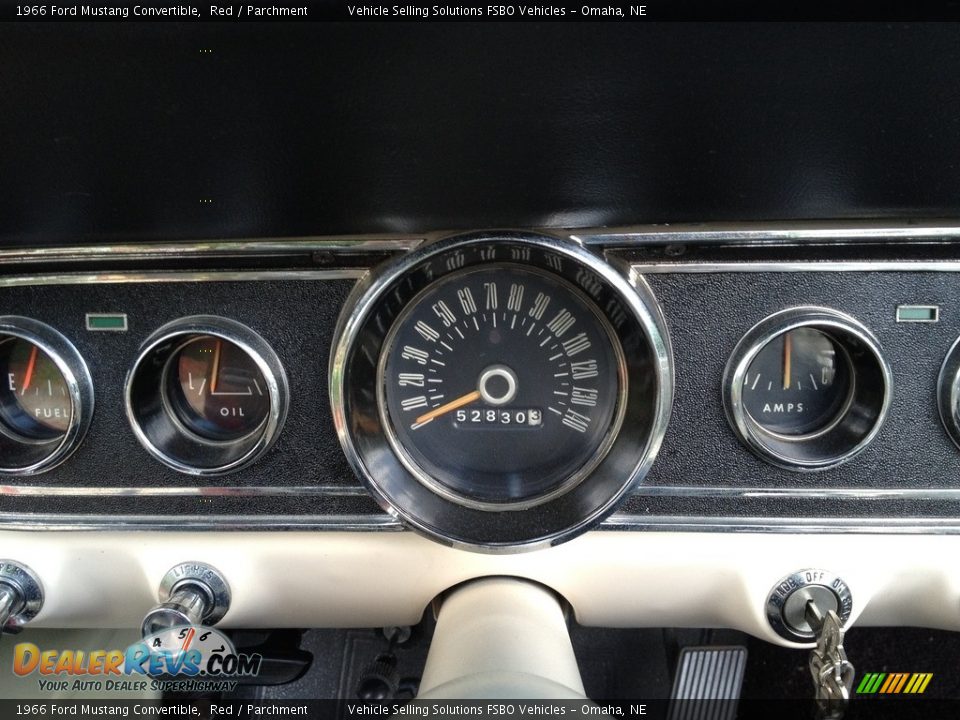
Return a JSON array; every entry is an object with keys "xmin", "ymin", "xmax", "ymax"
[
  {"xmin": 0, "ymin": 484, "xmax": 369, "ymax": 497},
  {"xmin": 630, "ymin": 485, "xmax": 960, "ymax": 500},
  {"xmin": 602, "ymin": 514, "xmax": 960, "ymax": 534},
  {"xmin": 7, "ymin": 482, "xmax": 960, "ymax": 501},
  {"xmin": 3, "ymin": 221, "xmax": 959, "ymax": 270},
  {"xmin": 0, "ymin": 269, "xmax": 366, "ymax": 288},
  {"xmin": 575, "ymin": 220, "xmax": 960, "ymax": 246},
  {"xmin": 2, "ymin": 511, "xmax": 960, "ymax": 534},
  {"xmin": 0, "ymin": 513, "xmax": 404, "ymax": 532},
  {"xmin": 0, "ymin": 236, "xmax": 423, "ymax": 264},
  {"xmin": 629, "ymin": 261, "xmax": 960, "ymax": 273}
]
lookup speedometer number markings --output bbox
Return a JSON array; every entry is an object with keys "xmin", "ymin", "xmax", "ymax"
[
  {"xmin": 528, "ymin": 292, "xmax": 551, "ymax": 320},
  {"xmin": 414, "ymin": 321, "xmax": 440, "ymax": 342},
  {"xmin": 401, "ymin": 346, "xmax": 429, "ymax": 365},
  {"xmin": 561, "ymin": 333, "xmax": 591, "ymax": 357},
  {"xmin": 507, "ymin": 283, "xmax": 524, "ymax": 311},
  {"xmin": 561, "ymin": 409, "xmax": 592, "ymax": 433},
  {"xmin": 383, "ymin": 265, "xmax": 622, "ymax": 504},
  {"xmin": 433, "ymin": 301, "xmax": 457, "ymax": 326},
  {"xmin": 546, "ymin": 309, "xmax": 576, "ymax": 337}
]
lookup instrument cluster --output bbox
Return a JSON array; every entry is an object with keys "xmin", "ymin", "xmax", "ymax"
[{"xmin": 4, "ymin": 229, "xmax": 960, "ymax": 551}]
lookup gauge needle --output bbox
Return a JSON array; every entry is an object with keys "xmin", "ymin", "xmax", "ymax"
[
  {"xmin": 20, "ymin": 345, "xmax": 38, "ymax": 395},
  {"xmin": 783, "ymin": 331, "xmax": 792, "ymax": 390},
  {"xmin": 210, "ymin": 339, "xmax": 222, "ymax": 394},
  {"xmin": 415, "ymin": 390, "xmax": 481, "ymax": 425}
]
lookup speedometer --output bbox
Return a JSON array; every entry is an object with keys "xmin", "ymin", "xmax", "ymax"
[
  {"xmin": 331, "ymin": 233, "xmax": 672, "ymax": 551},
  {"xmin": 381, "ymin": 264, "xmax": 624, "ymax": 507}
]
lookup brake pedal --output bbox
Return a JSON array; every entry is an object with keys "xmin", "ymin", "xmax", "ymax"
[{"xmin": 667, "ymin": 646, "xmax": 747, "ymax": 720}]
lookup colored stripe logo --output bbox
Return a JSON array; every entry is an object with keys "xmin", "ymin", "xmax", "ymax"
[{"xmin": 856, "ymin": 672, "xmax": 933, "ymax": 694}]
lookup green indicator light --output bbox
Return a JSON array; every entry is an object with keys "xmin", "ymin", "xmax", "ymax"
[
  {"xmin": 85, "ymin": 314, "xmax": 128, "ymax": 332},
  {"xmin": 896, "ymin": 305, "xmax": 939, "ymax": 323}
]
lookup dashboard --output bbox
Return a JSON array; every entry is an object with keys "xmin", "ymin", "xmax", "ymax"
[
  {"xmin": 2, "ymin": 222, "xmax": 960, "ymax": 647},
  {"xmin": 6, "ymin": 22, "xmax": 960, "ymax": 709}
]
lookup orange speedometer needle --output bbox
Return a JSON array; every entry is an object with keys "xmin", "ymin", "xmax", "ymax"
[
  {"xmin": 783, "ymin": 331, "xmax": 792, "ymax": 390},
  {"xmin": 415, "ymin": 390, "xmax": 481, "ymax": 425},
  {"xmin": 210, "ymin": 339, "xmax": 223, "ymax": 394},
  {"xmin": 21, "ymin": 344, "xmax": 39, "ymax": 394}
]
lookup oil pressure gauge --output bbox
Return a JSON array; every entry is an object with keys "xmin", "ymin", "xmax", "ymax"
[
  {"xmin": 167, "ymin": 336, "xmax": 271, "ymax": 442},
  {"xmin": 724, "ymin": 307, "xmax": 890, "ymax": 470},
  {"xmin": 126, "ymin": 317, "xmax": 288, "ymax": 475},
  {"xmin": 0, "ymin": 317, "xmax": 94, "ymax": 475}
]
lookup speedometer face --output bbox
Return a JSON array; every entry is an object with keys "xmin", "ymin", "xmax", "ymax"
[{"xmin": 381, "ymin": 265, "xmax": 623, "ymax": 506}]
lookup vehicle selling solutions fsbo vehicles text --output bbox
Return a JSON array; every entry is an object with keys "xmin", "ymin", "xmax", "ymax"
[{"xmin": 346, "ymin": 5, "xmax": 647, "ymax": 18}]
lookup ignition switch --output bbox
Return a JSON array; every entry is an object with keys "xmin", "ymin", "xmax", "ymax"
[{"xmin": 766, "ymin": 569, "xmax": 852, "ymax": 642}]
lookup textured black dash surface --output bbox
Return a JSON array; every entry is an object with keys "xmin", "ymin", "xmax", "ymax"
[
  {"xmin": 7, "ymin": 271, "xmax": 960, "ymax": 524},
  {"xmin": 643, "ymin": 272, "xmax": 960, "ymax": 491},
  {"xmin": 0, "ymin": 280, "xmax": 361, "ymax": 515}
]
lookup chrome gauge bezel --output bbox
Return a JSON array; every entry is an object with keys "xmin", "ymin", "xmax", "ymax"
[
  {"xmin": 330, "ymin": 232, "xmax": 673, "ymax": 552},
  {"xmin": 723, "ymin": 307, "xmax": 892, "ymax": 471},
  {"xmin": 0, "ymin": 317, "xmax": 94, "ymax": 475},
  {"xmin": 936, "ymin": 335, "xmax": 960, "ymax": 452},
  {"xmin": 125, "ymin": 316, "xmax": 289, "ymax": 476}
]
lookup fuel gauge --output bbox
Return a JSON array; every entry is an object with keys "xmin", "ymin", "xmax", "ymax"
[
  {"xmin": 0, "ymin": 337, "xmax": 73, "ymax": 440},
  {"xmin": 0, "ymin": 317, "xmax": 94, "ymax": 475}
]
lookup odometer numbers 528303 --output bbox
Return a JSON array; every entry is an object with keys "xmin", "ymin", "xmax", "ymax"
[{"xmin": 380, "ymin": 265, "xmax": 624, "ymax": 507}]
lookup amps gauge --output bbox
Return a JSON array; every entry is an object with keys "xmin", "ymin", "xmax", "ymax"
[{"xmin": 723, "ymin": 307, "xmax": 891, "ymax": 471}]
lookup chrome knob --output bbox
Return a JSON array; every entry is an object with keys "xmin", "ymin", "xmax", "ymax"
[
  {"xmin": 0, "ymin": 560, "xmax": 44, "ymax": 634},
  {"xmin": 141, "ymin": 562, "xmax": 230, "ymax": 638}
]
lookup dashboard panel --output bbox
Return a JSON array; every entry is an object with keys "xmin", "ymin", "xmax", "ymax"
[
  {"xmin": 3, "ymin": 223, "xmax": 960, "ymax": 541},
  {"xmin": 1, "ymin": 222, "xmax": 960, "ymax": 650}
]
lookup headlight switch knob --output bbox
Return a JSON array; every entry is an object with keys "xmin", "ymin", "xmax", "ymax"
[{"xmin": 141, "ymin": 562, "xmax": 231, "ymax": 638}]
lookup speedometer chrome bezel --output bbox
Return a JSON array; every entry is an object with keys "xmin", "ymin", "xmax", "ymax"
[{"xmin": 330, "ymin": 232, "xmax": 673, "ymax": 552}]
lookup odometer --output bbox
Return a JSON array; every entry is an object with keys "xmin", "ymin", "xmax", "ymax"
[{"xmin": 381, "ymin": 265, "xmax": 624, "ymax": 506}]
